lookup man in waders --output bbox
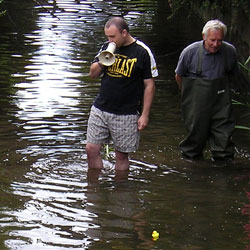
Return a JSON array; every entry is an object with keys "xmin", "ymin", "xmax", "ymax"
[{"xmin": 175, "ymin": 19, "xmax": 238, "ymax": 161}]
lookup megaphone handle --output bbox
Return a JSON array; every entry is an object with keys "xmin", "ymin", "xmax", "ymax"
[{"xmin": 98, "ymin": 62, "xmax": 104, "ymax": 69}]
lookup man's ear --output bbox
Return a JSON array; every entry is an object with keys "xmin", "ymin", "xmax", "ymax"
[{"xmin": 122, "ymin": 29, "xmax": 127, "ymax": 37}]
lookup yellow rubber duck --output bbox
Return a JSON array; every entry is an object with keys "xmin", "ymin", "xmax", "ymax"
[{"xmin": 152, "ymin": 230, "xmax": 159, "ymax": 240}]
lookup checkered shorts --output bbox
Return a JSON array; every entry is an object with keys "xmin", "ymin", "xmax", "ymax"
[{"xmin": 87, "ymin": 106, "xmax": 140, "ymax": 153}]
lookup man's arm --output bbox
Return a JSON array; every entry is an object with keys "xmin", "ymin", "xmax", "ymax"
[
  {"xmin": 138, "ymin": 78, "xmax": 155, "ymax": 131},
  {"xmin": 89, "ymin": 62, "xmax": 104, "ymax": 79},
  {"xmin": 175, "ymin": 74, "xmax": 182, "ymax": 90}
]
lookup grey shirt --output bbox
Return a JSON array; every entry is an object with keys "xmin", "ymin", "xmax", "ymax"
[{"xmin": 175, "ymin": 40, "xmax": 238, "ymax": 80}]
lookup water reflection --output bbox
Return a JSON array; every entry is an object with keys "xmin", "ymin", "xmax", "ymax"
[
  {"xmin": 12, "ymin": 3, "xmax": 94, "ymax": 160},
  {"xmin": 85, "ymin": 175, "xmax": 156, "ymax": 250},
  {"xmin": 5, "ymin": 162, "xmax": 92, "ymax": 249}
]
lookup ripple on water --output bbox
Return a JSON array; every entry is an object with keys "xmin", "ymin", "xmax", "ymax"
[
  {"xmin": 1, "ymin": 160, "xmax": 97, "ymax": 248},
  {"xmin": 1, "ymin": 0, "xmax": 249, "ymax": 249}
]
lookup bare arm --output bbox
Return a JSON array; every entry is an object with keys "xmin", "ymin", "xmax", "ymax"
[
  {"xmin": 175, "ymin": 74, "xmax": 182, "ymax": 90},
  {"xmin": 89, "ymin": 62, "xmax": 104, "ymax": 79},
  {"xmin": 138, "ymin": 78, "xmax": 155, "ymax": 131}
]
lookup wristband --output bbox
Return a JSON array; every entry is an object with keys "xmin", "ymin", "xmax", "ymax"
[{"xmin": 98, "ymin": 62, "xmax": 104, "ymax": 69}]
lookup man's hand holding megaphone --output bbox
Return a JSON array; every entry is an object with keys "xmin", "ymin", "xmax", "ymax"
[
  {"xmin": 86, "ymin": 17, "xmax": 158, "ymax": 171},
  {"xmin": 88, "ymin": 42, "xmax": 116, "ymax": 79},
  {"xmin": 97, "ymin": 42, "xmax": 116, "ymax": 66}
]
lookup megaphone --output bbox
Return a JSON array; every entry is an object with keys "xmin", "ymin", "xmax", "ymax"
[{"xmin": 98, "ymin": 42, "xmax": 116, "ymax": 66}]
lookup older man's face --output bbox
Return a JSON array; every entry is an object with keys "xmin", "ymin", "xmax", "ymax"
[{"xmin": 203, "ymin": 28, "xmax": 224, "ymax": 53}]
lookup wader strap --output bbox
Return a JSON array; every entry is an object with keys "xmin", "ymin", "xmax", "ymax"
[{"xmin": 196, "ymin": 42, "xmax": 203, "ymax": 75}]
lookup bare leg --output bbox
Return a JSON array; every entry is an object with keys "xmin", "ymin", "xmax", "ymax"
[
  {"xmin": 115, "ymin": 150, "xmax": 129, "ymax": 171},
  {"xmin": 86, "ymin": 142, "xmax": 103, "ymax": 169},
  {"xmin": 115, "ymin": 169, "xmax": 129, "ymax": 182},
  {"xmin": 87, "ymin": 168, "xmax": 102, "ymax": 182}
]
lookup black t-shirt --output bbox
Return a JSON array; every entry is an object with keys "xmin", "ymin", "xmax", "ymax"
[{"xmin": 93, "ymin": 40, "xmax": 157, "ymax": 115}]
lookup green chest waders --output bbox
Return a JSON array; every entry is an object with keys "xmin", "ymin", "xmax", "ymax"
[{"xmin": 180, "ymin": 44, "xmax": 235, "ymax": 159}]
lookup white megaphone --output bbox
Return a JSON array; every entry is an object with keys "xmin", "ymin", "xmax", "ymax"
[{"xmin": 98, "ymin": 42, "xmax": 116, "ymax": 66}]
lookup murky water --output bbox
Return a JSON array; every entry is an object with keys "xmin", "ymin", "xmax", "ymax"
[{"xmin": 0, "ymin": 0, "xmax": 249, "ymax": 249}]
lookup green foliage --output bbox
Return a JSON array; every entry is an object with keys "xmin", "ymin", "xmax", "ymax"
[
  {"xmin": 104, "ymin": 144, "xmax": 114, "ymax": 159},
  {"xmin": 232, "ymin": 0, "xmax": 250, "ymax": 19},
  {"xmin": 232, "ymin": 57, "xmax": 250, "ymax": 131},
  {"xmin": 168, "ymin": 0, "xmax": 250, "ymax": 20},
  {"xmin": 232, "ymin": 99, "xmax": 250, "ymax": 109},
  {"xmin": 235, "ymin": 125, "xmax": 250, "ymax": 131},
  {"xmin": 0, "ymin": 0, "xmax": 6, "ymax": 16},
  {"xmin": 238, "ymin": 56, "xmax": 250, "ymax": 72},
  {"xmin": 232, "ymin": 99, "xmax": 250, "ymax": 131},
  {"xmin": 167, "ymin": 0, "xmax": 188, "ymax": 19}
]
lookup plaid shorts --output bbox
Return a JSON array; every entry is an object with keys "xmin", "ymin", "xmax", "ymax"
[{"xmin": 87, "ymin": 106, "xmax": 140, "ymax": 153}]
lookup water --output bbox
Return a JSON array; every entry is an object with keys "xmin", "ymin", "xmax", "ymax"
[{"xmin": 0, "ymin": 0, "xmax": 249, "ymax": 249}]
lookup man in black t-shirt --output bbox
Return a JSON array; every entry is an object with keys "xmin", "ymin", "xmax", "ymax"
[{"xmin": 86, "ymin": 17, "xmax": 158, "ymax": 171}]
